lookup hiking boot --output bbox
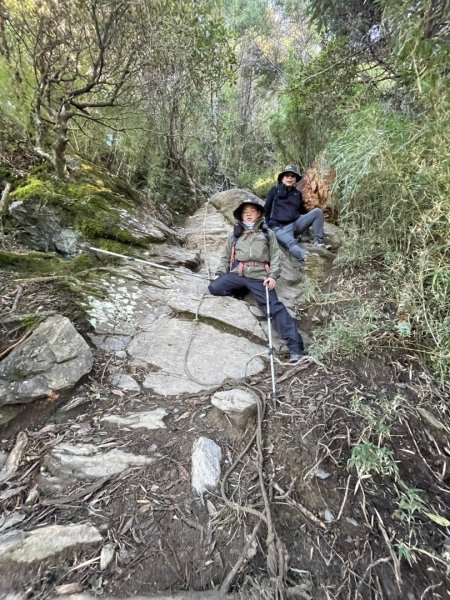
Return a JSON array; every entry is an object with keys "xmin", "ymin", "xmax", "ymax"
[
  {"xmin": 289, "ymin": 352, "xmax": 303, "ymax": 362},
  {"xmin": 312, "ymin": 240, "xmax": 332, "ymax": 250}
]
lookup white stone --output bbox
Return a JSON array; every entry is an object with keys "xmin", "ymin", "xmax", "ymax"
[
  {"xmin": 41, "ymin": 442, "xmax": 157, "ymax": 482},
  {"xmin": 101, "ymin": 408, "xmax": 168, "ymax": 430},
  {"xmin": 100, "ymin": 543, "xmax": 115, "ymax": 570},
  {"xmin": 211, "ymin": 388, "xmax": 258, "ymax": 415},
  {"xmin": 191, "ymin": 437, "xmax": 222, "ymax": 495},
  {"xmin": 0, "ymin": 523, "xmax": 101, "ymax": 563},
  {"xmin": 109, "ymin": 373, "xmax": 141, "ymax": 393}
]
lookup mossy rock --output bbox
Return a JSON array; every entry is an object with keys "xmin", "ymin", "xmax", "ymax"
[{"xmin": 7, "ymin": 162, "xmax": 170, "ymax": 255}]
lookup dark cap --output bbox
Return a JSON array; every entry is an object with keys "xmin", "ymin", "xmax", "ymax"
[{"xmin": 277, "ymin": 164, "xmax": 301, "ymax": 183}]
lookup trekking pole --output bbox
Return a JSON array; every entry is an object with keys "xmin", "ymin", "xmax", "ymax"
[
  {"xmin": 265, "ymin": 283, "xmax": 277, "ymax": 399},
  {"xmin": 87, "ymin": 246, "xmax": 210, "ymax": 281}
]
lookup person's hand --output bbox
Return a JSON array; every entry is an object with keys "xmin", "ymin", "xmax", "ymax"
[
  {"xmin": 213, "ymin": 273, "xmax": 222, "ymax": 280},
  {"xmin": 264, "ymin": 277, "xmax": 276, "ymax": 290}
]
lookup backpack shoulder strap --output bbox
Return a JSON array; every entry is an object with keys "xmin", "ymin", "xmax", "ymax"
[{"xmin": 261, "ymin": 222, "xmax": 271, "ymax": 246}]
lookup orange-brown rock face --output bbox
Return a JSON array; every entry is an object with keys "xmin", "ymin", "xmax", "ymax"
[{"xmin": 297, "ymin": 161, "xmax": 336, "ymax": 220}]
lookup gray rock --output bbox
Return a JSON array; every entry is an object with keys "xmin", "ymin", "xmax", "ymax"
[
  {"xmin": 100, "ymin": 543, "xmax": 115, "ymax": 570},
  {"xmin": 211, "ymin": 388, "xmax": 258, "ymax": 428},
  {"xmin": 0, "ymin": 512, "xmax": 26, "ymax": 533},
  {"xmin": 324, "ymin": 222, "xmax": 344, "ymax": 249},
  {"xmin": 324, "ymin": 509, "xmax": 335, "ymax": 523},
  {"xmin": 52, "ymin": 228, "xmax": 80, "ymax": 257},
  {"xmin": 167, "ymin": 293, "xmax": 267, "ymax": 342},
  {"xmin": 304, "ymin": 251, "xmax": 327, "ymax": 282},
  {"xmin": 0, "ymin": 405, "xmax": 25, "ymax": 425},
  {"xmin": 0, "ymin": 315, "xmax": 93, "ymax": 406},
  {"xmin": 109, "ymin": 373, "xmax": 141, "ymax": 393},
  {"xmin": 8, "ymin": 201, "xmax": 64, "ymax": 253},
  {"xmin": 0, "ymin": 452, "xmax": 7, "ymax": 469},
  {"xmin": 416, "ymin": 407, "xmax": 447, "ymax": 432},
  {"xmin": 101, "ymin": 408, "xmax": 168, "ymax": 430},
  {"xmin": 134, "ymin": 317, "xmax": 266, "ymax": 396},
  {"xmin": 41, "ymin": 442, "xmax": 157, "ymax": 485},
  {"xmin": 0, "ymin": 523, "xmax": 101, "ymax": 563},
  {"xmin": 191, "ymin": 437, "xmax": 222, "ymax": 495}
]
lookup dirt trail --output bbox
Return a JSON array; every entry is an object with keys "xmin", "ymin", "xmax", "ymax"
[{"xmin": 1, "ymin": 255, "xmax": 450, "ymax": 599}]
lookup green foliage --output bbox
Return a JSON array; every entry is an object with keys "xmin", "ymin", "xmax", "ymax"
[
  {"xmin": 310, "ymin": 302, "xmax": 382, "ymax": 360},
  {"xmin": 350, "ymin": 393, "xmax": 407, "ymax": 441},
  {"xmin": 326, "ymin": 100, "xmax": 450, "ymax": 380},
  {"xmin": 397, "ymin": 485, "xmax": 427, "ymax": 523},
  {"xmin": 348, "ymin": 441, "xmax": 399, "ymax": 480},
  {"xmin": 270, "ymin": 36, "xmax": 361, "ymax": 169}
]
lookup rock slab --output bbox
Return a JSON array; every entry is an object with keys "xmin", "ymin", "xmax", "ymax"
[
  {"xmin": 0, "ymin": 315, "xmax": 93, "ymax": 406},
  {"xmin": 0, "ymin": 523, "xmax": 101, "ymax": 563},
  {"xmin": 41, "ymin": 442, "xmax": 157, "ymax": 486}
]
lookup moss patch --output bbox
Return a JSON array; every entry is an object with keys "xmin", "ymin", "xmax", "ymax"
[
  {"xmin": 0, "ymin": 251, "xmax": 98, "ymax": 275},
  {"xmin": 8, "ymin": 161, "xmax": 148, "ymax": 247}
]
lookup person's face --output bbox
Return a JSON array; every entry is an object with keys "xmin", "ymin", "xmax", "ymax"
[
  {"xmin": 281, "ymin": 172, "xmax": 297, "ymax": 187},
  {"xmin": 241, "ymin": 205, "xmax": 261, "ymax": 223}
]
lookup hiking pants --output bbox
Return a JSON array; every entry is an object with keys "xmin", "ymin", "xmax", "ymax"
[
  {"xmin": 208, "ymin": 273, "xmax": 304, "ymax": 353},
  {"xmin": 274, "ymin": 207, "xmax": 325, "ymax": 260}
]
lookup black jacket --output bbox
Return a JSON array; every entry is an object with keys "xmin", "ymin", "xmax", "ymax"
[{"xmin": 264, "ymin": 183, "xmax": 307, "ymax": 228}]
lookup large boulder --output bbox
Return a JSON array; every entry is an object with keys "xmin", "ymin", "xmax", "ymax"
[
  {"xmin": 0, "ymin": 315, "xmax": 93, "ymax": 406},
  {"xmin": 7, "ymin": 164, "xmax": 183, "ymax": 257}
]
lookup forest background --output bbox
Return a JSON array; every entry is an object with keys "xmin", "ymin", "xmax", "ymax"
[{"xmin": 0, "ymin": 0, "xmax": 449, "ymax": 383}]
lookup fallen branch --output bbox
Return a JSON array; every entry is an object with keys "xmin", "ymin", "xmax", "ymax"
[
  {"xmin": 10, "ymin": 284, "xmax": 23, "ymax": 313},
  {"xmin": 0, "ymin": 431, "xmax": 28, "ymax": 485},
  {"xmin": 0, "ymin": 330, "xmax": 33, "ymax": 360},
  {"xmin": 41, "ymin": 482, "xmax": 108, "ymax": 506},
  {"xmin": 272, "ymin": 482, "xmax": 327, "ymax": 530},
  {"xmin": 220, "ymin": 521, "xmax": 262, "ymax": 594}
]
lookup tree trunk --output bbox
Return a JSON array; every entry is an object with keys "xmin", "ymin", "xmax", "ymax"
[{"xmin": 54, "ymin": 103, "xmax": 71, "ymax": 181}]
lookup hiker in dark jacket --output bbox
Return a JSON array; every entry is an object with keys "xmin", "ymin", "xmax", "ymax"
[
  {"xmin": 265, "ymin": 164, "xmax": 327, "ymax": 264},
  {"xmin": 208, "ymin": 198, "xmax": 304, "ymax": 362}
]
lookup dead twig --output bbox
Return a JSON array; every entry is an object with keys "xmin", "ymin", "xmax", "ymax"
[
  {"xmin": 220, "ymin": 520, "xmax": 262, "ymax": 594},
  {"xmin": 272, "ymin": 482, "xmax": 327, "ymax": 530},
  {"xmin": 375, "ymin": 510, "xmax": 402, "ymax": 590},
  {"xmin": 10, "ymin": 284, "xmax": 23, "ymax": 313},
  {"xmin": 355, "ymin": 556, "xmax": 391, "ymax": 597},
  {"xmin": 0, "ymin": 431, "xmax": 28, "ymax": 484},
  {"xmin": 40, "ymin": 477, "xmax": 110, "ymax": 506},
  {"xmin": 0, "ymin": 329, "xmax": 33, "ymax": 360}
]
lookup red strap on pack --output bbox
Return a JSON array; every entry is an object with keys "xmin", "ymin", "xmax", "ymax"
[{"xmin": 237, "ymin": 261, "xmax": 270, "ymax": 276}]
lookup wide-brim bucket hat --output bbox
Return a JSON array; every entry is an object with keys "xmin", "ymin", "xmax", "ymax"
[
  {"xmin": 277, "ymin": 164, "xmax": 302, "ymax": 183},
  {"xmin": 232, "ymin": 199, "xmax": 265, "ymax": 221}
]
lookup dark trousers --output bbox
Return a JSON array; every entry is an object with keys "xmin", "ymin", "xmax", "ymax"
[{"xmin": 208, "ymin": 273, "xmax": 304, "ymax": 353}]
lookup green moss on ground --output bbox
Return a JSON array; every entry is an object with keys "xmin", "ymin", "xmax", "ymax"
[{"xmin": 0, "ymin": 251, "xmax": 97, "ymax": 275}]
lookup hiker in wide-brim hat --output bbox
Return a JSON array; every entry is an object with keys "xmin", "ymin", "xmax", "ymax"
[
  {"xmin": 232, "ymin": 198, "xmax": 265, "ymax": 220},
  {"xmin": 265, "ymin": 164, "xmax": 328, "ymax": 264},
  {"xmin": 208, "ymin": 198, "xmax": 304, "ymax": 362}
]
